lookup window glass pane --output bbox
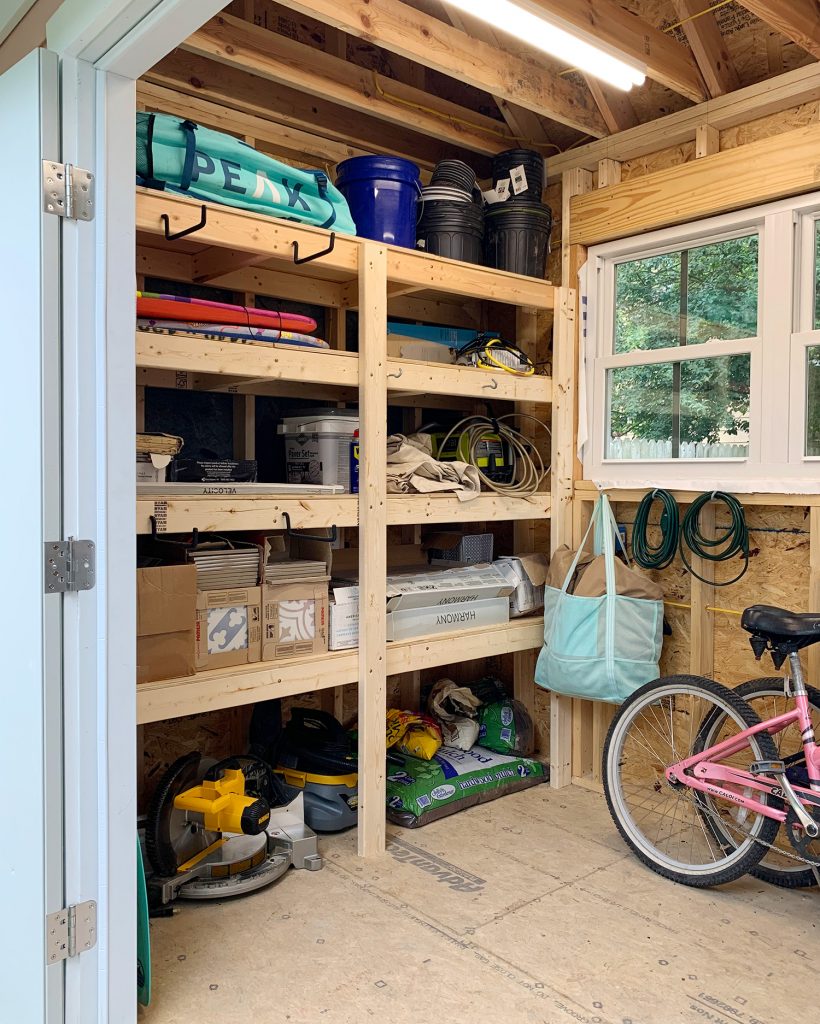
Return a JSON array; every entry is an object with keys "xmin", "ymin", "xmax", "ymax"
[
  {"xmin": 614, "ymin": 253, "xmax": 681, "ymax": 353},
  {"xmin": 607, "ymin": 354, "xmax": 750, "ymax": 460},
  {"xmin": 814, "ymin": 222, "xmax": 820, "ymax": 331},
  {"xmin": 806, "ymin": 346, "xmax": 820, "ymax": 456},
  {"xmin": 679, "ymin": 354, "xmax": 750, "ymax": 456},
  {"xmin": 613, "ymin": 235, "xmax": 758, "ymax": 354},
  {"xmin": 607, "ymin": 363, "xmax": 674, "ymax": 458},
  {"xmin": 686, "ymin": 236, "xmax": 758, "ymax": 344}
]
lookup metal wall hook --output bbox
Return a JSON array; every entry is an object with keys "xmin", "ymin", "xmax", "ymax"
[
  {"xmin": 161, "ymin": 204, "xmax": 207, "ymax": 241},
  {"xmin": 482, "ymin": 378, "xmax": 499, "ymax": 390},
  {"xmin": 292, "ymin": 232, "xmax": 336, "ymax": 265},
  {"xmin": 387, "ymin": 367, "xmax": 403, "ymax": 379},
  {"xmin": 282, "ymin": 512, "xmax": 338, "ymax": 544}
]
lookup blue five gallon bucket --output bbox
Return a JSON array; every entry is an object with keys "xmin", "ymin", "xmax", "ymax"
[{"xmin": 335, "ymin": 155, "xmax": 420, "ymax": 248}]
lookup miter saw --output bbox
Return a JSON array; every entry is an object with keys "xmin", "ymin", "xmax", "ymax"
[{"xmin": 145, "ymin": 751, "xmax": 322, "ymax": 905}]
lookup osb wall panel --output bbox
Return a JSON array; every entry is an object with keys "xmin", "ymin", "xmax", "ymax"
[{"xmin": 711, "ymin": 506, "xmax": 810, "ymax": 685}]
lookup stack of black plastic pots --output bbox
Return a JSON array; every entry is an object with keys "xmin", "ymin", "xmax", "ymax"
[
  {"xmin": 484, "ymin": 149, "xmax": 552, "ymax": 279},
  {"xmin": 416, "ymin": 159, "xmax": 485, "ymax": 265}
]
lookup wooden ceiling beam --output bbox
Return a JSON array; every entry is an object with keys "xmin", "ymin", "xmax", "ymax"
[
  {"xmin": 583, "ymin": 75, "xmax": 639, "ymax": 134},
  {"xmin": 181, "ymin": 15, "xmax": 516, "ymax": 155},
  {"xmin": 521, "ymin": 0, "xmax": 707, "ymax": 102},
  {"xmin": 142, "ymin": 57, "xmax": 488, "ymax": 171},
  {"xmin": 734, "ymin": 1, "xmax": 820, "ymax": 59},
  {"xmin": 278, "ymin": 0, "xmax": 608, "ymax": 137},
  {"xmin": 443, "ymin": 7, "xmax": 553, "ymax": 148},
  {"xmin": 673, "ymin": 0, "xmax": 740, "ymax": 98}
]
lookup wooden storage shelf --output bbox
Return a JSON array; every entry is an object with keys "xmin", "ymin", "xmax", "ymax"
[
  {"xmin": 136, "ymin": 189, "xmax": 556, "ymax": 312},
  {"xmin": 137, "ymin": 616, "xmax": 546, "ymax": 724},
  {"xmin": 137, "ymin": 491, "xmax": 551, "ymax": 534},
  {"xmin": 136, "ymin": 330, "xmax": 552, "ymax": 404}
]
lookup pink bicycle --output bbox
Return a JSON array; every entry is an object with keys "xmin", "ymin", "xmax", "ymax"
[{"xmin": 603, "ymin": 605, "xmax": 820, "ymax": 888}]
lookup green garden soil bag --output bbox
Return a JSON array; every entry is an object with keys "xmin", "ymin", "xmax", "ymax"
[
  {"xmin": 478, "ymin": 698, "xmax": 534, "ymax": 756},
  {"xmin": 386, "ymin": 744, "xmax": 547, "ymax": 828},
  {"xmin": 136, "ymin": 112, "xmax": 356, "ymax": 234}
]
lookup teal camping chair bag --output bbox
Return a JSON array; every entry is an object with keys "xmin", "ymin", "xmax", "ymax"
[
  {"xmin": 535, "ymin": 495, "xmax": 663, "ymax": 704},
  {"xmin": 136, "ymin": 112, "xmax": 356, "ymax": 234}
]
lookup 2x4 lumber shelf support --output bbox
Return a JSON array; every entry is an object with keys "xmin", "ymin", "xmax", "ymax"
[
  {"xmin": 135, "ymin": 617, "xmax": 547, "ymax": 725},
  {"xmin": 358, "ymin": 241, "xmax": 388, "ymax": 859}
]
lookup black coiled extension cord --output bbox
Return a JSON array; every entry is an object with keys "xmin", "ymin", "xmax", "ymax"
[
  {"xmin": 632, "ymin": 488, "xmax": 680, "ymax": 570},
  {"xmin": 680, "ymin": 491, "xmax": 750, "ymax": 586}
]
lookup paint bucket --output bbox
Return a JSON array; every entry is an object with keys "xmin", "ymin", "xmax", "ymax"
[{"xmin": 335, "ymin": 155, "xmax": 421, "ymax": 248}]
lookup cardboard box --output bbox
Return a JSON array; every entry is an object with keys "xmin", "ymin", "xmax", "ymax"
[
  {"xmin": 136, "ymin": 452, "xmax": 171, "ymax": 485},
  {"xmin": 137, "ymin": 565, "xmax": 197, "ymax": 683},
  {"xmin": 329, "ymin": 585, "xmax": 359, "ymax": 650},
  {"xmin": 495, "ymin": 554, "xmax": 549, "ymax": 617},
  {"xmin": 263, "ymin": 581, "xmax": 328, "ymax": 661},
  {"xmin": 195, "ymin": 586, "xmax": 262, "ymax": 671}
]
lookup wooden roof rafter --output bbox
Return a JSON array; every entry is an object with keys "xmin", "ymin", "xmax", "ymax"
[
  {"xmin": 734, "ymin": 0, "xmax": 820, "ymax": 60},
  {"xmin": 672, "ymin": 0, "xmax": 740, "ymax": 98},
  {"xmin": 278, "ymin": 0, "xmax": 609, "ymax": 137},
  {"xmin": 181, "ymin": 14, "xmax": 520, "ymax": 155}
]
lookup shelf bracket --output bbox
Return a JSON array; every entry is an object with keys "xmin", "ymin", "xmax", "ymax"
[
  {"xmin": 292, "ymin": 232, "xmax": 336, "ymax": 265},
  {"xmin": 282, "ymin": 512, "xmax": 337, "ymax": 544},
  {"xmin": 161, "ymin": 204, "xmax": 207, "ymax": 241}
]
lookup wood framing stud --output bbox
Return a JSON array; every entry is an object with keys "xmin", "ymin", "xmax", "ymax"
[
  {"xmin": 597, "ymin": 158, "xmax": 621, "ymax": 189},
  {"xmin": 695, "ymin": 123, "xmax": 720, "ymax": 158},
  {"xmin": 357, "ymin": 241, "xmax": 388, "ymax": 859},
  {"xmin": 570, "ymin": 122, "xmax": 820, "ymax": 246}
]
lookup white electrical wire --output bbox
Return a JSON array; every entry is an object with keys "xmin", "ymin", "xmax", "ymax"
[{"xmin": 438, "ymin": 413, "xmax": 551, "ymax": 498}]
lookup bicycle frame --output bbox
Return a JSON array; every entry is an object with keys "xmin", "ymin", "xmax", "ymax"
[{"xmin": 666, "ymin": 652, "xmax": 820, "ymax": 823}]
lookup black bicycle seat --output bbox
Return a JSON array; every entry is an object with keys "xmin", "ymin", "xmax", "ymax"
[{"xmin": 742, "ymin": 605, "xmax": 820, "ymax": 644}]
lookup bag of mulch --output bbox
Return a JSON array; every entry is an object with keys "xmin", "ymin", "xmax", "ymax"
[
  {"xmin": 386, "ymin": 744, "xmax": 547, "ymax": 828},
  {"xmin": 478, "ymin": 698, "xmax": 534, "ymax": 757}
]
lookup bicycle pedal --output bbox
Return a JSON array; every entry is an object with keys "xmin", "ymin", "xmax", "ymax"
[{"xmin": 749, "ymin": 760, "xmax": 786, "ymax": 775}]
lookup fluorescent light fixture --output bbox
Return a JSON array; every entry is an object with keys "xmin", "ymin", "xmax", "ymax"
[{"xmin": 443, "ymin": 0, "xmax": 647, "ymax": 91}]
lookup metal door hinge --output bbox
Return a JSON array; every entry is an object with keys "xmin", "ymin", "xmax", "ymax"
[
  {"xmin": 42, "ymin": 161, "xmax": 95, "ymax": 221},
  {"xmin": 46, "ymin": 901, "xmax": 97, "ymax": 964},
  {"xmin": 44, "ymin": 539, "xmax": 96, "ymax": 593}
]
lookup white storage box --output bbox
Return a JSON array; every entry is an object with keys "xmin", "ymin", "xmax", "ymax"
[
  {"xmin": 329, "ymin": 586, "xmax": 359, "ymax": 650},
  {"xmin": 278, "ymin": 409, "xmax": 359, "ymax": 492},
  {"xmin": 385, "ymin": 596, "xmax": 509, "ymax": 641},
  {"xmin": 136, "ymin": 452, "xmax": 171, "ymax": 484}
]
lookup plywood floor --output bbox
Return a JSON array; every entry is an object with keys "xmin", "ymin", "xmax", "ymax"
[{"xmin": 142, "ymin": 784, "xmax": 818, "ymax": 1024}]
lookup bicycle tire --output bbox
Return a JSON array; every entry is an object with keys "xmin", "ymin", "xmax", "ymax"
[
  {"xmin": 734, "ymin": 679, "xmax": 820, "ymax": 888},
  {"xmin": 603, "ymin": 675, "xmax": 780, "ymax": 888}
]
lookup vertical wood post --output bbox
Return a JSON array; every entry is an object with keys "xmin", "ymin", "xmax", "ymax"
[
  {"xmin": 689, "ymin": 501, "xmax": 716, "ymax": 678},
  {"xmin": 357, "ymin": 241, "xmax": 387, "ymax": 858},
  {"xmin": 696, "ymin": 123, "xmax": 720, "ymax": 158},
  {"xmin": 809, "ymin": 509, "xmax": 820, "ymax": 684},
  {"xmin": 549, "ymin": 286, "xmax": 577, "ymax": 788}
]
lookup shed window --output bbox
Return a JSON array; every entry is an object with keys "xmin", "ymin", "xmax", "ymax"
[{"xmin": 585, "ymin": 191, "xmax": 820, "ymax": 489}]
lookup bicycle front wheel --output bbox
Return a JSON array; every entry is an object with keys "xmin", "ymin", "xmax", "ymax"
[{"xmin": 603, "ymin": 675, "xmax": 780, "ymax": 887}]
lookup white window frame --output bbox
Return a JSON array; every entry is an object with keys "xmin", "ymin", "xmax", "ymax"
[{"xmin": 585, "ymin": 190, "xmax": 820, "ymax": 492}]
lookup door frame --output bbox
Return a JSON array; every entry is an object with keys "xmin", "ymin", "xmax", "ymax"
[{"xmin": 43, "ymin": 2, "xmax": 225, "ymax": 1021}]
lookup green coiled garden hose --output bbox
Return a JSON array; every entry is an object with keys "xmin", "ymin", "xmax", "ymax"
[
  {"xmin": 680, "ymin": 491, "xmax": 750, "ymax": 587},
  {"xmin": 632, "ymin": 488, "xmax": 680, "ymax": 570}
]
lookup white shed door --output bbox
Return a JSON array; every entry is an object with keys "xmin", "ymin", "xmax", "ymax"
[{"xmin": 0, "ymin": 46, "xmax": 66, "ymax": 1024}]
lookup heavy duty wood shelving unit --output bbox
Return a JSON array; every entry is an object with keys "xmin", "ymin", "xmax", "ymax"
[{"xmin": 136, "ymin": 187, "xmax": 571, "ymax": 857}]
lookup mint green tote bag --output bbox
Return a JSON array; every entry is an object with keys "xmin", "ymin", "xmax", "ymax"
[{"xmin": 535, "ymin": 495, "xmax": 663, "ymax": 704}]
